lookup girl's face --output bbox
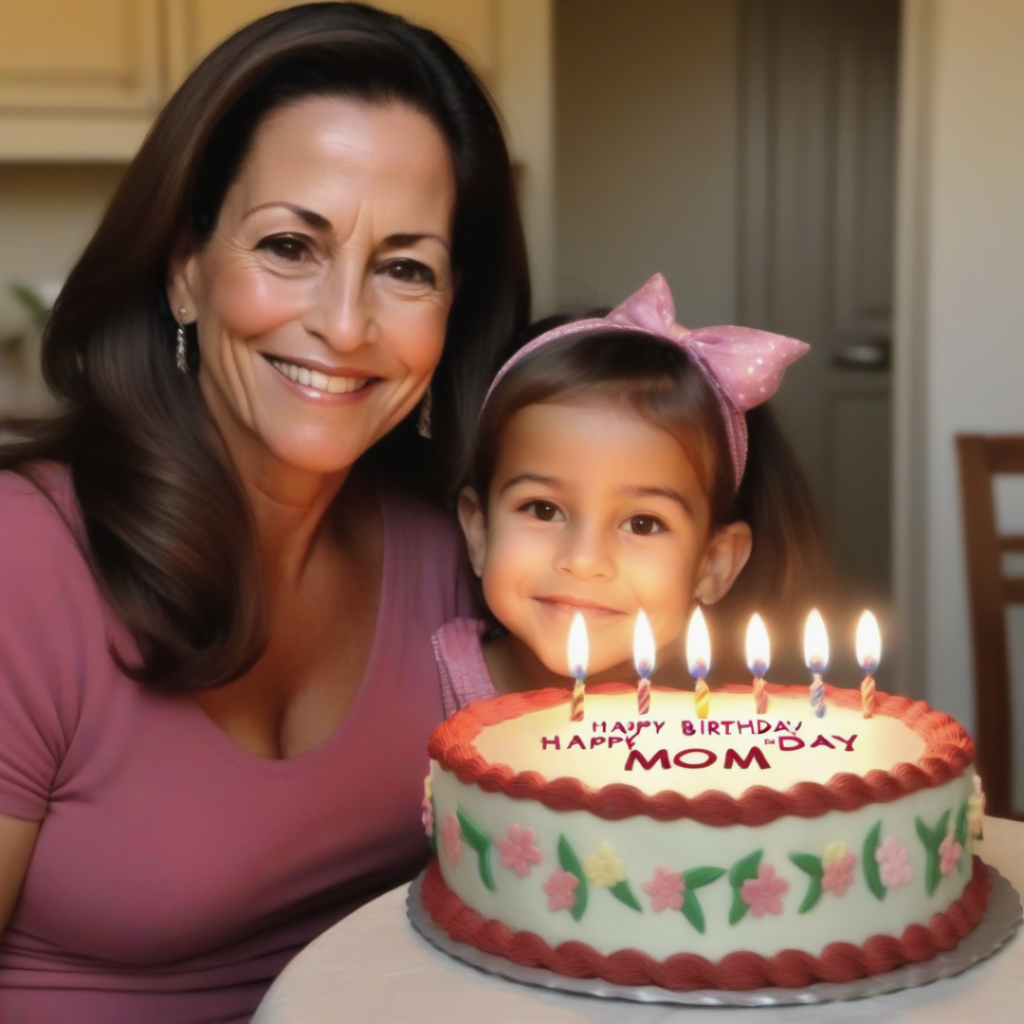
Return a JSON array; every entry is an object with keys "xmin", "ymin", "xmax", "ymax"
[
  {"xmin": 168, "ymin": 96, "xmax": 456, "ymax": 494},
  {"xmin": 460, "ymin": 399, "xmax": 752, "ymax": 680}
]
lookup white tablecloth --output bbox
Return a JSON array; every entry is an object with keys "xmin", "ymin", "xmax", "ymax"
[{"xmin": 254, "ymin": 817, "xmax": 1023, "ymax": 1024}]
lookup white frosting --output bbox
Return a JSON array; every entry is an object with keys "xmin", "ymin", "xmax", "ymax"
[{"xmin": 472, "ymin": 690, "xmax": 926, "ymax": 798}]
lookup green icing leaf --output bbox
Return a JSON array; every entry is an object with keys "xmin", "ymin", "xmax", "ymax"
[
  {"xmin": 682, "ymin": 866, "xmax": 726, "ymax": 889},
  {"xmin": 863, "ymin": 821, "xmax": 886, "ymax": 901},
  {"xmin": 609, "ymin": 879, "xmax": 642, "ymax": 912},
  {"xmin": 917, "ymin": 809, "xmax": 951, "ymax": 896},
  {"xmin": 557, "ymin": 835, "xmax": 588, "ymax": 922},
  {"xmin": 681, "ymin": 889, "xmax": 707, "ymax": 933},
  {"xmin": 456, "ymin": 807, "xmax": 495, "ymax": 892},
  {"xmin": 728, "ymin": 849, "xmax": 763, "ymax": 925},
  {"xmin": 955, "ymin": 801, "xmax": 969, "ymax": 850},
  {"xmin": 789, "ymin": 853, "xmax": 825, "ymax": 914}
]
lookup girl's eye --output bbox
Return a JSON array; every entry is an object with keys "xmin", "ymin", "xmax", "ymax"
[
  {"xmin": 382, "ymin": 259, "xmax": 437, "ymax": 287},
  {"xmin": 521, "ymin": 500, "xmax": 564, "ymax": 523},
  {"xmin": 258, "ymin": 236, "xmax": 309, "ymax": 262},
  {"xmin": 625, "ymin": 514, "xmax": 665, "ymax": 536}
]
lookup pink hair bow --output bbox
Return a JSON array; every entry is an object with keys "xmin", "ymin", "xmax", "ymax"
[{"xmin": 481, "ymin": 273, "xmax": 809, "ymax": 488}]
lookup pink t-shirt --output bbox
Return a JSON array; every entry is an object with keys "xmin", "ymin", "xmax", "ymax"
[{"xmin": 0, "ymin": 466, "xmax": 474, "ymax": 1024}]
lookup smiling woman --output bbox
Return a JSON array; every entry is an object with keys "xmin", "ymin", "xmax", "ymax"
[{"xmin": 0, "ymin": 4, "xmax": 528, "ymax": 1022}]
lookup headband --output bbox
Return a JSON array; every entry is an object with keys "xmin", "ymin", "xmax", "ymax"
[{"xmin": 480, "ymin": 273, "xmax": 809, "ymax": 488}]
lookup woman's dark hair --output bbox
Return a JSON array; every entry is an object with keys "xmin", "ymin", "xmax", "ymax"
[
  {"xmin": 466, "ymin": 329, "xmax": 829, "ymax": 630},
  {"xmin": 0, "ymin": 2, "xmax": 530, "ymax": 691}
]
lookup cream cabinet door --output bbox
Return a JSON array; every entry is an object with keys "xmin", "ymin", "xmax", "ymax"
[
  {"xmin": 0, "ymin": 0, "xmax": 161, "ymax": 112},
  {"xmin": 164, "ymin": 0, "xmax": 495, "ymax": 92}
]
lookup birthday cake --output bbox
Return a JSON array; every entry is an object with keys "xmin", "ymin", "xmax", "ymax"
[{"xmin": 420, "ymin": 682, "xmax": 988, "ymax": 990}]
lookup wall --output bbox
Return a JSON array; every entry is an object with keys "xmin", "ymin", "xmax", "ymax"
[
  {"xmin": 554, "ymin": 0, "xmax": 739, "ymax": 322},
  {"xmin": 895, "ymin": 0, "xmax": 1024, "ymax": 804}
]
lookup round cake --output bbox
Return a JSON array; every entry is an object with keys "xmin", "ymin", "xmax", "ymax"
[{"xmin": 421, "ymin": 682, "xmax": 988, "ymax": 990}]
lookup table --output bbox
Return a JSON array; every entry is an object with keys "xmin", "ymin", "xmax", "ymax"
[{"xmin": 254, "ymin": 818, "xmax": 1023, "ymax": 1024}]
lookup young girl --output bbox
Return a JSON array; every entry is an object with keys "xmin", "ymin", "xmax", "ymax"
[{"xmin": 434, "ymin": 274, "xmax": 827, "ymax": 714}]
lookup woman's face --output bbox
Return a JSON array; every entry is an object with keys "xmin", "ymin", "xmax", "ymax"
[{"xmin": 169, "ymin": 95, "xmax": 456, "ymax": 490}]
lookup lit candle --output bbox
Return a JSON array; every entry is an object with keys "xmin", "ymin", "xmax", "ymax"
[
  {"xmin": 687, "ymin": 606, "xmax": 711, "ymax": 719},
  {"xmin": 746, "ymin": 613, "xmax": 770, "ymax": 714},
  {"xmin": 856, "ymin": 611, "xmax": 881, "ymax": 718},
  {"xmin": 568, "ymin": 612, "xmax": 588, "ymax": 721},
  {"xmin": 634, "ymin": 609, "xmax": 656, "ymax": 715},
  {"xmin": 804, "ymin": 609, "xmax": 829, "ymax": 718}
]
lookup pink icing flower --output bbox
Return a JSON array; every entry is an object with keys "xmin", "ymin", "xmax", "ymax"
[
  {"xmin": 542, "ymin": 869, "xmax": 579, "ymax": 912},
  {"xmin": 440, "ymin": 811, "xmax": 461, "ymax": 865},
  {"xmin": 421, "ymin": 798, "xmax": 434, "ymax": 838},
  {"xmin": 741, "ymin": 864, "xmax": 789, "ymax": 917},
  {"xmin": 642, "ymin": 866, "xmax": 685, "ymax": 912},
  {"xmin": 495, "ymin": 823, "xmax": 543, "ymax": 877},
  {"xmin": 822, "ymin": 852, "xmax": 857, "ymax": 897},
  {"xmin": 876, "ymin": 836, "xmax": 914, "ymax": 889},
  {"xmin": 939, "ymin": 833, "xmax": 963, "ymax": 876}
]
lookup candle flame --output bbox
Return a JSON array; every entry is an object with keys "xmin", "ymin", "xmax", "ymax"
[
  {"xmin": 745, "ymin": 613, "xmax": 770, "ymax": 677},
  {"xmin": 804, "ymin": 609, "xmax": 829, "ymax": 673},
  {"xmin": 567, "ymin": 612, "xmax": 588, "ymax": 681},
  {"xmin": 686, "ymin": 606, "xmax": 711, "ymax": 679},
  {"xmin": 633, "ymin": 609, "xmax": 656, "ymax": 678},
  {"xmin": 856, "ymin": 610, "xmax": 881, "ymax": 673}
]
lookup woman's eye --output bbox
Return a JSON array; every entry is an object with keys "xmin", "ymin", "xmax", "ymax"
[
  {"xmin": 258, "ymin": 236, "xmax": 309, "ymax": 262},
  {"xmin": 521, "ymin": 500, "xmax": 564, "ymax": 522},
  {"xmin": 625, "ymin": 514, "xmax": 665, "ymax": 536},
  {"xmin": 383, "ymin": 259, "xmax": 436, "ymax": 286}
]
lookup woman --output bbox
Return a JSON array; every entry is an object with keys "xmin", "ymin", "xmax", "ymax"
[{"xmin": 0, "ymin": 4, "xmax": 528, "ymax": 1021}]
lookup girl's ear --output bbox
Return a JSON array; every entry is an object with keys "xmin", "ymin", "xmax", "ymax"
[
  {"xmin": 695, "ymin": 521, "xmax": 753, "ymax": 604},
  {"xmin": 457, "ymin": 486, "xmax": 487, "ymax": 578}
]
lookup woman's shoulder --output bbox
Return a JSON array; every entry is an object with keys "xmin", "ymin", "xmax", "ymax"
[
  {"xmin": 0, "ymin": 462, "xmax": 83, "ymax": 556},
  {"xmin": 375, "ymin": 475, "xmax": 462, "ymax": 549}
]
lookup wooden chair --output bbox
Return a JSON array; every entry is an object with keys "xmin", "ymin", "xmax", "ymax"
[{"xmin": 956, "ymin": 435, "xmax": 1024, "ymax": 819}]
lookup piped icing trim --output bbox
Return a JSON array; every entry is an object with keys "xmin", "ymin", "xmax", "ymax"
[
  {"xmin": 427, "ymin": 683, "xmax": 974, "ymax": 827},
  {"xmin": 421, "ymin": 855, "xmax": 991, "ymax": 990}
]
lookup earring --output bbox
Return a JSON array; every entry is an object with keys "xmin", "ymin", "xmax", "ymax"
[
  {"xmin": 417, "ymin": 383, "xmax": 433, "ymax": 439},
  {"xmin": 176, "ymin": 308, "xmax": 188, "ymax": 374}
]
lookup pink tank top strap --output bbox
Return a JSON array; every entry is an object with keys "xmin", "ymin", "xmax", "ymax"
[{"xmin": 431, "ymin": 618, "xmax": 499, "ymax": 717}]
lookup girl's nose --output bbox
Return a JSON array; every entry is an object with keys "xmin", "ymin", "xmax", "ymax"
[
  {"xmin": 555, "ymin": 522, "xmax": 615, "ymax": 580},
  {"xmin": 305, "ymin": 267, "xmax": 376, "ymax": 353}
]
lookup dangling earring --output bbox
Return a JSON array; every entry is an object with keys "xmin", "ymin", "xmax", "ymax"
[
  {"xmin": 417, "ymin": 383, "xmax": 433, "ymax": 439},
  {"xmin": 176, "ymin": 308, "xmax": 188, "ymax": 374}
]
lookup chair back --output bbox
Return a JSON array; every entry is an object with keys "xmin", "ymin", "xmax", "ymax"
[{"xmin": 956, "ymin": 434, "xmax": 1024, "ymax": 819}]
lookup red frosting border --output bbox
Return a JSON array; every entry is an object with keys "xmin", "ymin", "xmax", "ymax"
[
  {"xmin": 421, "ymin": 854, "xmax": 991, "ymax": 991},
  {"xmin": 426, "ymin": 683, "xmax": 974, "ymax": 826}
]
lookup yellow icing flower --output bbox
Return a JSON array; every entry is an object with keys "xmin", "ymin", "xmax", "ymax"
[
  {"xmin": 583, "ymin": 842, "xmax": 626, "ymax": 888},
  {"xmin": 823, "ymin": 842, "xmax": 848, "ymax": 865}
]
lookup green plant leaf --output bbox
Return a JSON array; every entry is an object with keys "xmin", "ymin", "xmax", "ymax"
[
  {"xmin": 609, "ymin": 879, "xmax": 643, "ymax": 911},
  {"xmin": 728, "ymin": 849, "xmax": 763, "ymax": 925},
  {"xmin": 863, "ymin": 820, "xmax": 886, "ymax": 901},
  {"xmin": 10, "ymin": 283, "xmax": 49, "ymax": 325},
  {"xmin": 788, "ymin": 853, "xmax": 825, "ymax": 914},
  {"xmin": 456, "ymin": 807, "xmax": 495, "ymax": 892},
  {"xmin": 681, "ymin": 889, "xmax": 706, "ymax": 933},
  {"xmin": 682, "ymin": 866, "xmax": 726, "ymax": 889},
  {"xmin": 557, "ymin": 835, "xmax": 588, "ymax": 921}
]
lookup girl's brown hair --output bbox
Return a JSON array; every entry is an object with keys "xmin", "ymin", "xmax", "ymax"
[
  {"xmin": 0, "ymin": 2, "xmax": 530, "ymax": 691},
  {"xmin": 467, "ymin": 329, "xmax": 829, "ymax": 628}
]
